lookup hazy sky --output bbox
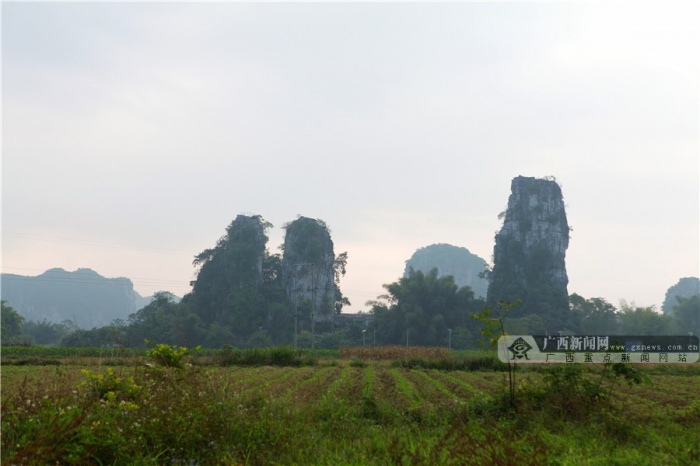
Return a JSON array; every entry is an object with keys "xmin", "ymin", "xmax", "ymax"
[{"xmin": 3, "ymin": 2, "xmax": 698, "ymax": 313}]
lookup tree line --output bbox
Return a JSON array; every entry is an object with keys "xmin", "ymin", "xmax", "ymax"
[
  {"xmin": 1, "ymin": 213, "xmax": 698, "ymax": 348},
  {"xmin": 4, "ymin": 271, "xmax": 697, "ymax": 349}
]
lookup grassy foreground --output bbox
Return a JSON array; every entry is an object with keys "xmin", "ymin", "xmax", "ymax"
[{"xmin": 1, "ymin": 346, "xmax": 699, "ymax": 465}]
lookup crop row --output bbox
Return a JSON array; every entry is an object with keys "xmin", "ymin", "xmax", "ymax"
[
  {"xmin": 2, "ymin": 363, "xmax": 696, "ymax": 420},
  {"xmin": 3, "ymin": 362, "xmax": 699, "ymax": 465}
]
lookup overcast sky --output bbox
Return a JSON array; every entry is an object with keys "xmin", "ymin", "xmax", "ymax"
[{"xmin": 2, "ymin": 2, "xmax": 698, "ymax": 313}]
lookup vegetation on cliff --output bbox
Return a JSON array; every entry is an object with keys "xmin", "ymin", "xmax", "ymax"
[{"xmin": 487, "ymin": 176, "xmax": 571, "ymax": 333}]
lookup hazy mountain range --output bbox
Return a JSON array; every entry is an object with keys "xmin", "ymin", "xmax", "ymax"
[{"xmin": 1, "ymin": 268, "xmax": 158, "ymax": 328}]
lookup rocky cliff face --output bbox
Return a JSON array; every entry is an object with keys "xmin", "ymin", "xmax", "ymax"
[
  {"xmin": 404, "ymin": 243, "xmax": 489, "ymax": 299},
  {"xmin": 282, "ymin": 217, "xmax": 336, "ymax": 322},
  {"xmin": 487, "ymin": 176, "xmax": 570, "ymax": 331}
]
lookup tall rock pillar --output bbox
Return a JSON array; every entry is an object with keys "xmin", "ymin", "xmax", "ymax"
[
  {"xmin": 282, "ymin": 217, "xmax": 336, "ymax": 323},
  {"xmin": 487, "ymin": 176, "xmax": 571, "ymax": 332}
]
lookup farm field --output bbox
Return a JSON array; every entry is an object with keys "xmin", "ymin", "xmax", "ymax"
[{"xmin": 2, "ymin": 348, "xmax": 699, "ymax": 465}]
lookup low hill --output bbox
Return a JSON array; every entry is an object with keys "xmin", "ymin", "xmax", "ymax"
[
  {"xmin": 404, "ymin": 243, "xmax": 489, "ymax": 298},
  {"xmin": 662, "ymin": 277, "xmax": 700, "ymax": 315}
]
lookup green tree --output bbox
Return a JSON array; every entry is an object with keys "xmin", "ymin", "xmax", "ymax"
[
  {"xmin": 448, "ymin": 327, "xmax": 477, "ymax": 350},
  {"xmin": 190, "ymin": 215, "xmax": 270, "ymax": 326},
  {"xmin": 203, "ymin": 323, "xmax": 235, "ymax": 348},
  {"xmin": 296, "ymin": 330, "xmax": 313, "ymax": 349},
  {"xmin": 333, "ymin": 251, "xmax": 351, "ymax": 314},
  {"xmin": 315, "ymin": 331, "xmax": 345, "ymax": 349},
  {"xmin": 569, "ymin": 293, "xmax": 620, "ymax": 334},
  {"xmin": 369, "ymin": 268, "xmax": 483, "ymax": 347},
  {"xmin": 21, "ymin": 319, "xmax": 77, "ymax": 345},
  {"xmin": 503, "ymin": 314, "xmax": 546, "ymax": 335},
  {"xmin": 246, "ymin": 329, "xmax": 273, "ymax": 348},
  {"xmin": 618, "ymin": 300, "xmax": 670, "ymax": 335},
  {"xmin": 662, "ymin": 277, "xmax": 699, "ymax": 314},
  {"xmin": 125, "ymin": 292, "xmax": 202, "ymax": 347},
  {"xmin": 60, "ymin": 326, "xmax": 119, "ymax": 347},
  {"xmin": 1, "ymin": 301, "xmax": 24, "ymax": 343},
  {"xmin": 669, "ymin": 294, "xmax": 700, "ymax": 336}
]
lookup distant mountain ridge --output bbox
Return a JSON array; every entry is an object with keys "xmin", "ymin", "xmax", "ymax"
[{"xmin": 1, "ymin": 268, "xmax": 155, "ymax": 328}]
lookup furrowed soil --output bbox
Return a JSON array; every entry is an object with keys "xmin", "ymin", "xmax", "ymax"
[{"xmin": 2, "ymin": 356, "xmax": 699, "ymax": 465}]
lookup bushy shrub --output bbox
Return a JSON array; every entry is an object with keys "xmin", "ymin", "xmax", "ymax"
[
  {"xmin": 145, "ymin": 342, "xmax": 200, "ymax": 368},
  {"xmin": 80, "ymin": 367, "xmax": 141, "ymax": 402},
  {"xmin": 469, "ymin": 362, "xmax": 650, "ymax": 420}
]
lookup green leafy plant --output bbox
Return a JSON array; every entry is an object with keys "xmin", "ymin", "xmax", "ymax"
[
  {"xmin": 145, "ymin": 341, "xmax": 200, "ymax": 368},
  {"xmin": 80, "ymin": 367, "xmax": 141, "ymax": 401},
  {"xmin": 526, "ymin": 362, "xmax": 649, "ymax": 422}
]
